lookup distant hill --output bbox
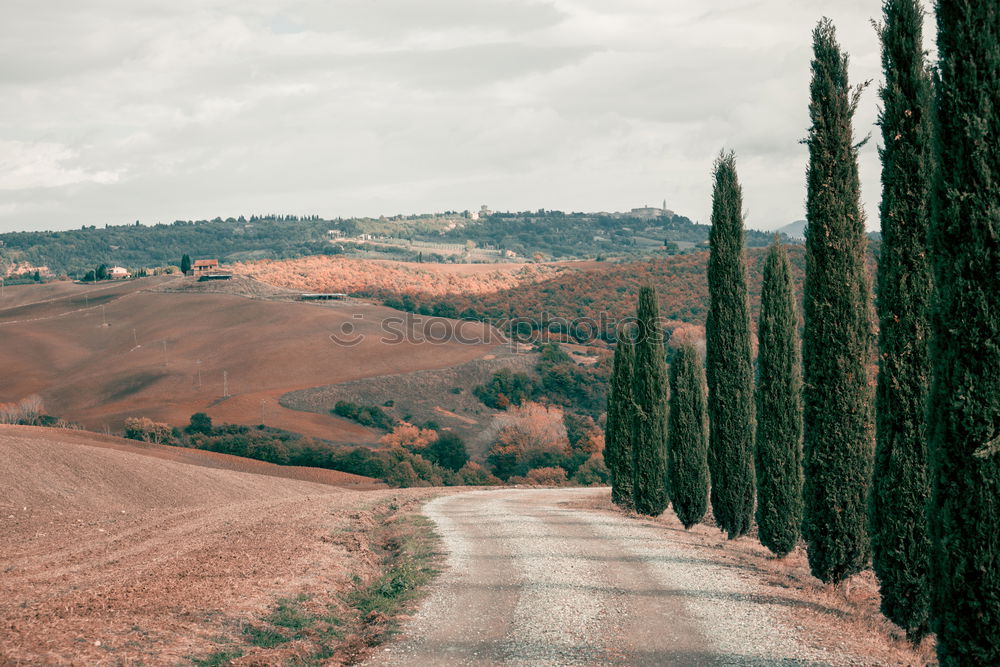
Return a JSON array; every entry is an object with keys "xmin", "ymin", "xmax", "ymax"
[
  {"xmin": 0, "ymin": 209, "xmax": 787, "ymax": 278},
  {"xmin": 237, "ymin": 249, "xmax": 810, "ymax": 341},
  {"xmin": 775, "ymin": 219, "xmax": 807, "ymax": 240}
]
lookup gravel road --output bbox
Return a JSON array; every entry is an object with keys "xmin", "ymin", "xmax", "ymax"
[{"xmin": 371, "ymin": 488, "xmax": 861, "ymax": 666}]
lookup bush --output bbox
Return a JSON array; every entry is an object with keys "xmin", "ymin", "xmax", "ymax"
[
  {"xmin": 473, "ymin": 368, "xmax": 536, "ymax": 409},
  {"xmin": 456, "ymin": 462, "xmax": 503, "ymax": 486},
  {"xmin": 423, "ymin": 432, "xmax": 470, "ymax": 472},
  {"xmin": 573, "ymin": 454, "xmax": 610, "ymax": 486},
  {"xmin": 485, "ymin": 402, "xmax": 570, "ymax": 480},
  {"xmin": 519, "ymin": 467, "xmax": 568, "ymax": 486},
  {"xmin": 332, "ymin": 401, "xmax": 395, "ymax": 430},
  {"xmin": 185, "ymin": 412, "xmax": 213, "ymax": 435},
  {"xmin": 124, "ymin": 417, "xmax": 175, "ymax": 445},
  {"xmin": 0, "ymin": 395, "xmax": 46, "ymax": 425}
]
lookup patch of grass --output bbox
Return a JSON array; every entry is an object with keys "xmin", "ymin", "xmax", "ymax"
[
  {"xmin": 190, "ymin": 648, "xmax": 244, "ymax": 666},
  {"xmin": 265, "ymin": 595, "xmax": 314, "ymax": 631},
  {"xmin": 242, "ymin": 623, "xmax": 290, "ymax": 648},
  {"xmin": 346, "ymin": 513, "xmax": 441, "ymax": 640}
]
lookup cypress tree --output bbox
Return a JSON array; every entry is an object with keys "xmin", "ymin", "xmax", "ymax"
[
  {"xmin": 927, "ymin": 2, "xmax": 1000, "ymax": 662},
  {"xmin": 706, "ymin": 150, "xmax": 756, "ymax": 539},
  {"xmin": 755, "ymin": 239, "xmax": 804, "ymax": 558},
  {"xmin": 180, "ymin": 254, "xmax": 192, "ymax": 274},
  {"xmin": 606, "ymin": 333, "xmax": 635, "ymax": 508},
  {"xmin": 871, "ymin": 0, "xmax": 933, "ymax": 641},
  {"xmin": 631, "ymin": 285, "xmax": 669, "ymax": 516},
  {"xmin": 801, "ymin": 19, "xmax": 876, "ymax": 584},
  {"xmin": 667, "ymin": 342, "xmax": 709, "ymax": 529}
]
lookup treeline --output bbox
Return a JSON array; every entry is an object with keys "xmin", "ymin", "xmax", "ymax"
[
  {"xmin": 438, "ymin": 210, "xmax": 778, "ymax": 258},
  {"xmin": 0, "ymin": 217, "xmax": 350, "ymax": 277},
  {"xmin": 604, "ymin": 5, "xmax": 1000, "ymax": 663},
  {"xmin": 122, "ymin": 414, "xmax": 496, "ymax": 488},
  {"xmin": 0, "ymin": 206, "xmax": 786, "ymax": 278}
]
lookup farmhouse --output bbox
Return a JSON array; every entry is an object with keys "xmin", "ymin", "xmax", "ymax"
[
  {"xmin": 108, "ymin": 266, "xmax": 130, "ymax": 279},
  {"xmin": 192, "ymin": 259, "xmax": 220, "ymax": 275}
]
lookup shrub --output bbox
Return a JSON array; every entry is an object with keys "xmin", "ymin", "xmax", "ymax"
[
  {"xmin": 124, "ymin": 417, "xmax": 175, "ymax": 445},
  {"xmin": 423, "ymin": 432, "xmax": 470, "ymax": 472},
  {"xmin": 573, "ymin": 454, "xmax": 610, "ymax": 486},
  {"xmin": 486, "ymin": 402, "xmax": 570, "ymax": 480},
  {"xmin": 456, "ymin": 461, "xmax": 503, "ymax": 486},
  {"xmin": 380, "ymin": 423, "xmax": 438, "ymax": 450},
  {"xmin": 523, "ymin": 467, "xmax": 568, "ymax": 486},
  {"xmin": 185, "ymin": 412, "xmax": 214, "ymax": 435},
  {"xmin": 473, "ymin": 368, "xmax": 535, "ymax": 409},
  {"xmin": 0, "ymin": 395, "xmax": 46, "ymax": 425},
  {"xmin": 331, "ymin": 401, "xmax": 395, "ymax": 430}
]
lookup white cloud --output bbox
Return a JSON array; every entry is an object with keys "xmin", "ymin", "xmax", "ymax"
[
  {"xmin": 0, "ymin": 141, "xmax": 121, "ymax": 190},
  {"xmin": 0, "ymin": 0, "xmax": 937, "ymax": 232}
]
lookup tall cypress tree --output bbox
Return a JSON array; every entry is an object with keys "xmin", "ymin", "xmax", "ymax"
[
  {"xmin": 927, "ymin": 2, "xmax": 1000, "ymax": 662},
  {"xmin": 706, "ymin": 150, "xmax": 756, "ymax": 539},
  {"xmin": 801, "ymin": 19, "xmax": 876, "ymax": 584},
  {"xmin": 755, "ymin": 239, "xmax": 804, "ymax": 558},
  {"xmin": 180, "ymin": 254, "xmax": 192, "ymax": 274},
  {"xmin": 631, "ymin": 286, "xmax": 669, "ymax": 516},
  {"xmin": 871, "ymin": 0, "xmax": 933, "ymax": 641},
  {"xmin": 667, "ymin": 342, "xmax": 709, "ymax": 529},
  {"xmin": 606, "ymin": 333, "xmax": 635, "ymax": 508}
]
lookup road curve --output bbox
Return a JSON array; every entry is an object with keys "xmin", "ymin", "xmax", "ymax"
[{"xmin": 370, "ymin": 488, "xmax": 851, "ymax": 666}]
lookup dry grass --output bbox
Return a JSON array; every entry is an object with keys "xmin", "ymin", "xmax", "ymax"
[{"xmin": 228, "ymin": 255, "xmax": 566, "ymax": 298}]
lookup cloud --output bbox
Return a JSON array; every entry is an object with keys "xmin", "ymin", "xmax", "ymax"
[
  {"xmin": 0, "ymin": 0, "xmax": 934, "ymax": 232},
  {"xmin": 0, "ymin": 141, "xmax": 121, "ymax": 190}
]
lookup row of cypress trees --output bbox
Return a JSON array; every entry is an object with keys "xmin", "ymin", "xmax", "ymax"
[
  {"xmin": 605, "ymin": 283, "xmax": 712, "ymax": 528},
  {"xmin": 803, "ymin": 4, "xmax": 1000, "ymax": 660},
  {"xmin": 604, "ymin": 164, "xmax": 803, "ymax": 550},
  {"xmin": 607, "ymin": 3, "xmax": 998, "ymax": 661}
]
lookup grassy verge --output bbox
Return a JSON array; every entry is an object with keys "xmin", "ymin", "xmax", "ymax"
[
  {"xmin": 187, "ymin": 500, "xmax": 443, "ymax": 666},
  {"xmin": 345, "ymin": 513, "xmax": 440, "ymax": 652}
]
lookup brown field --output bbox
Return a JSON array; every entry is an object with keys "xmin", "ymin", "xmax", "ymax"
[
  {"xmin": 0, "ymin": 424, "xmax": 383, "ymax": 488},
  {"xmin": 0, "ymin": 425, "xmax": 443, "ymax": 665},
  {"xmin": 0, "ymin": 277, "xmax": 498, "ymax": 440},
  {"xmin": 228, "ymin": 255, "xmax": 567, "ymax": 298}
]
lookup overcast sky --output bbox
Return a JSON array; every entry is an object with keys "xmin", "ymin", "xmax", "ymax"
[{"xmin": 0, "ymin": 0, "xmax": 937, "ymax": 234}]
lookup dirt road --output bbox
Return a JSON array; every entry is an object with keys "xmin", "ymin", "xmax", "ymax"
[{"xmin": 374, "ymin": 488, "xmax": 866, "ymax": 666}]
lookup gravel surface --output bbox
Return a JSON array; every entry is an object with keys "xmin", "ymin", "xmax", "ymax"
[{"xmin": 371, "ymin": 488, "xmax": 867, "ymax": 666}]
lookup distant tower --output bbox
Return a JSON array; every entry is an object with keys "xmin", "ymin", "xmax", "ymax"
[{"xmin": 662, "ymin": 199, "xmax": 667, "ymax": 212}]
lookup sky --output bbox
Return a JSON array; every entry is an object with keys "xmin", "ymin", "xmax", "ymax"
[{"xmin": 0, "ymin": 0, "xmax": 937, "ymax": 234}]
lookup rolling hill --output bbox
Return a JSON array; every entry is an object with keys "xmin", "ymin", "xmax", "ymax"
[
  {"xmin": 0, "ymin": 275, "xmax": 499, "ymax": 441},
  {"xmin": 0, "ymin": 424, "xmax": 437, "ymax": 664}
]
